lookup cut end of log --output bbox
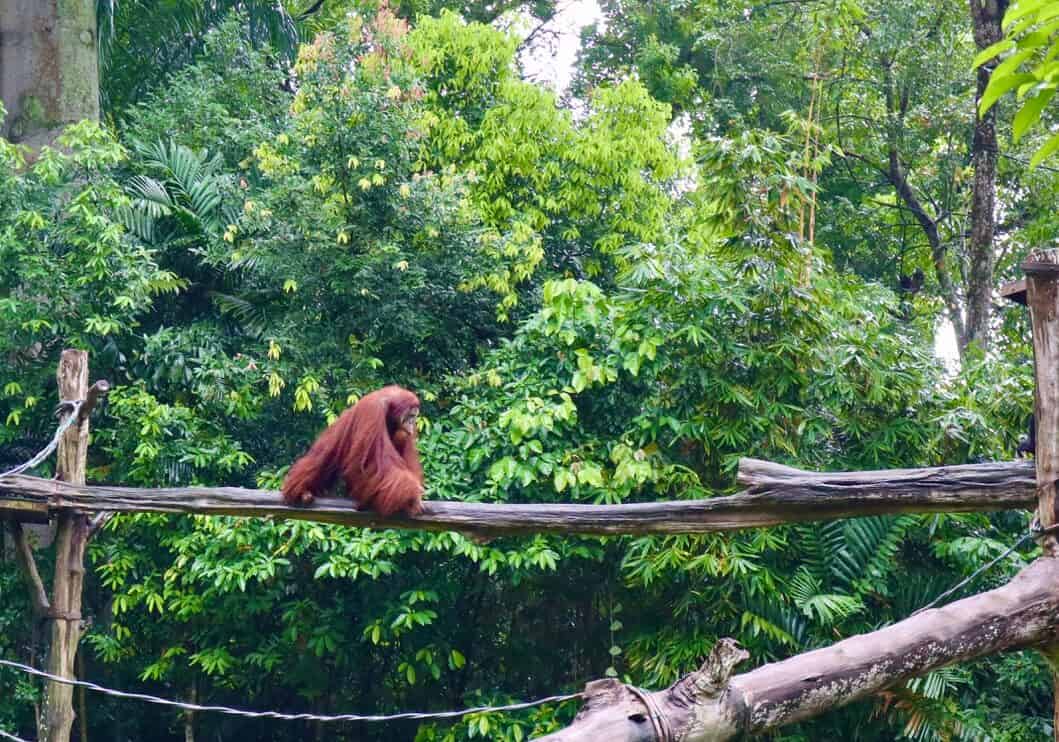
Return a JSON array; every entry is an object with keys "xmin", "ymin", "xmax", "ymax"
[
  {"xmin": 1023, "ymin": 248, "xmax": 1059, "ymax": 275},
  {"xmin": 1000, "ymin": 279, "xmax": 1027, "ymax": 306}
]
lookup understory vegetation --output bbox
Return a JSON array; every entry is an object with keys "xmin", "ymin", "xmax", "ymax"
[{"xmin": 1, "ymin": 1, "xmax": 1056, "ymax": 739}]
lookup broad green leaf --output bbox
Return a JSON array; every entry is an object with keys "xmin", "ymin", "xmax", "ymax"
[
  {"xmin": 980, "ymin": 72, "xmax": 1037, "ymax": 113},
  {"xmin": 1030, "ymin": 131, "xmax": 1059, "ymax": 166},
  {"xmin": 972, "ymin": 38, "xmax": 1015, "ymax": 68},
  {"xmin": 1014, "ymin": 86, "xmax": 1056, "ymax": 140},
  {"xmin": 1003, "ymin": 0, "xmax": 1048, "ymax": 30}
]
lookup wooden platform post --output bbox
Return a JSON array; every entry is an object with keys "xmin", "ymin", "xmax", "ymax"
[
  {"xmin": 39, "ymin": 350, "xmax": 90, "ymax": 742},
  {"xmin": 1021, "ymin": 249, "xmax": 1059, "ymax": 739}
]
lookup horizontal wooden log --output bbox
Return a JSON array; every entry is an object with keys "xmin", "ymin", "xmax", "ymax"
[
  {"xmin": 536, "ymin": 556, "xmax": 1059, "ymax": 740},
  {"xmin": 0, "ymin": 457, "xmax": 1038, "ymax": 537},
  {"xmin": 1, "ymin": 497, "xmax": 50, "ymax": 523},
  {"xmin": 738, "ymin": 457, "xmax": 1036, "ymax": 505}
]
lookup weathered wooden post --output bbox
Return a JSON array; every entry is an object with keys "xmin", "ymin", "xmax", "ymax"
[
  {"xmin": 1020, "ymin": 249, "xmax": 1059, "ymax": 738},
  {"xmin": 39, "ymin": 351, "xmax": 91, "ymax": 740},
  {"xmin": 39, "ymin": 350, "xmax": 91, "ymax": 742}
]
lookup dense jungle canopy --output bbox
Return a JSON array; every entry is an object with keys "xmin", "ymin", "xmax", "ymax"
[{"xmin": 3, "ymin": 0, "xmax": 1059, "ymax": 739}]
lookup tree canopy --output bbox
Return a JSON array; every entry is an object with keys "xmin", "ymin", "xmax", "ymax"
[{"xmin": 1, "ymin": 1, "xmax": 1055, "ymax": 739}]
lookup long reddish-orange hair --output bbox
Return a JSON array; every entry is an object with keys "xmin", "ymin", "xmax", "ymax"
[{"xmin": 281, "ymin": 386, "xmax": 424, "ymax": 516}]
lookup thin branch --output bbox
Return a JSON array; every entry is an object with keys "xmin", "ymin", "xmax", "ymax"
[
  {"xmin": 79, "ymin": 380, "xmax": 110, "ymax": 423},
  {"xmin": 8, "ymin": 522, "xmax": 50, "ymax": 618}
]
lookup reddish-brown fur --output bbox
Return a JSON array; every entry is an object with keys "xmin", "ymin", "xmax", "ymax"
[{"xmin": 281, "ymin": 385, "xmax": 424, "ymax": 516}]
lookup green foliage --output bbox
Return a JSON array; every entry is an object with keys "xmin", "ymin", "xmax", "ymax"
[
  {"xmin": 118, "ymin": 13, "xmax": 288, "ymax": 164},
  {"xmin": 412, "ymin": 12, "xmax": 687, "ymax": 312},
  {"xmin": 220, "ymin": 8, "xmax": 505, "ymax": 381},
  {"xmin": 0, "ymin": 121, "xmax": 183, "ymax": 439},
  {"xmin": 97, "ymin": 1, "xmax": 301, "ymax": 112},
  {"xmin": 0, "ymin": 2, "xmax": 1050, "ymax": 739},
  {"xmin": 975, "ymin": 0, "xmax": 1059, "ymax": 166},
  {"xmin": 0, "ymin": 566, "xmax": 38, "ymax": 734}
]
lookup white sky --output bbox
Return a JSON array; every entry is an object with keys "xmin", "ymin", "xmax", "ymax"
[
  {"xmin": 516, "ymin": 0, "xmax": 603, "ymax": 92},
  {"xmin": 935, "ymin": 318, "xmax": 959, "ymax": 371}
]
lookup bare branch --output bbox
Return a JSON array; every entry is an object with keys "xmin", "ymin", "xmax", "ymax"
[
  {"xmin": 79, "ymin": 380, "xmax": 110, "ymax": 423},
  {"xmin": 7, "ymin": 521, "xmax": 50, "ymax": 618}
]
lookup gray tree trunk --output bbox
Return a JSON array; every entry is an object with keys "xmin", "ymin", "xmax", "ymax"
[
  {"xmin": 965, "ymin": 0, "xmax": 1008, "ymax": 353},
  {"xmin": 0, "ymin": 0, "xmax": 99, "ymax": 148}
]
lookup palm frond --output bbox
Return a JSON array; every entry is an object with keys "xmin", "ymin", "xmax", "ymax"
[
  {"xmin": 792, "ymin": 520, "xmax": 846, "ymax": 583},
  {"xmin": 126, "ymin": 139, "xmax": 226, "ymax": 240},
  {"xmin": 209, "ymin": 290, "xmax": 271, "ymax": 338},
  {"xmin": 832, "ymin": 515, "xmax": 918, "ymax": 590}
]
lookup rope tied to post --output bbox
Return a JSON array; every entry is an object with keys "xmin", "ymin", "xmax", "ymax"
[
  {"xmin": 0, "ymin": 399, "xmax": 84, "ymax": 479},
  {"xmin": 628, "ymin": 684, "xmax": 675, "ymax": 742},
  {"xmin": 1, "ymin": 380, "xmax": 109, "ymax": 481}
]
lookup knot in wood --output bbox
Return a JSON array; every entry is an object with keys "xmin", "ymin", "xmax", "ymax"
[{"xmin": 689, "ymin": 638, "xmax": 749, "ymax": 696}]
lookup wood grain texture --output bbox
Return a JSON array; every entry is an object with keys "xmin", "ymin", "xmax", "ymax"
[
  {"xmin": 0, "ymin": 457, "xmax": 1037, "ymax": 537},
  {"xmin": 1026, "ymin": 249, "xmax": 1059, "ymax": 540}
]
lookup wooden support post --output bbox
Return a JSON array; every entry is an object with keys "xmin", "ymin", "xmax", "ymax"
[
  {"xmin": 39, "ymin": 350, "xmax": 91, "ymax": 742},
  {"xmin": 1021, "ymin": 249, "xmax": 1059, "ymax": 739}
]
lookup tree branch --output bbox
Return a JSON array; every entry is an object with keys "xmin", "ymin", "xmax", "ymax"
[
  {"xmin": 536, "ymin": 557, "xmax": 1059, "ymax": 740},
  {"xmin": 7, "ymin": 521, "xmax": 50, "ymax": 618}
]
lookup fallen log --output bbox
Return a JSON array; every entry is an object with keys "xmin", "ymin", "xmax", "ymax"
[
  {"xmin": 0, "ymin": 457, "xmax": 1038, "ymax": 537},
  {"xmin": 536, "ymin": 556, "xmax": 1059, "ymax": 740}
]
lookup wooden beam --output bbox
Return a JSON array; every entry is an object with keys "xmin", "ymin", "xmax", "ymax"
[
  {"xmin": 0, "ymin": 458, "xmax": 1037, "ymax": 537},
  {"xmin": 1001, "ymin": 278, "xmax": 1027, "ymax": 305},
  {"xmin": 737, "ymin": 457, "xmax": 1035, "ymax": 499},
  {"xmin": 1, "ymin": 498, "xmax": 49, "ymax": 523}
]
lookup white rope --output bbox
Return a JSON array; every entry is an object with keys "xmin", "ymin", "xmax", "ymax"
[
  {"xmin": 628, "ymin": 685, "xmax": 674, "ymax": 742},
  {"xmin": 0, "ymin": 658, "xmax": 581, "ymax": 724},
  {"xmin": 0, "ymin": 727, "xmax": 32, "ymax": 742},
  {"xmin": 0, "ymin": 400, "xmax": 84, "ymax": 478}
]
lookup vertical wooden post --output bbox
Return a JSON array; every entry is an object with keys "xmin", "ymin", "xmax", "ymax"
[
  {"xmin": 183, "ymin": 681, "xmax": 197, "ymax": 742},
  {"xmin": 39, "ymin": 350, "xmax": 90, "ymax": 742},
  {"xmin": 1022, "ymin": 249, "xmax": 1059, "ymax": 740},
  {"xmin": 1025, "ymin": 251, "xmax": 1059, "ymax": 546}
]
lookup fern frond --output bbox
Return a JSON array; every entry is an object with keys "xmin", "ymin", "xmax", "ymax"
[
  {"xmin": 209, "ymin": 290, "xmax": 270, "ymax": 338},
  {"xmin": 833, "ymin": 514, "xmax": 918, "ymax": 591},
  {"xmin": 793, "ymin": 520, "xmax": 846, "ymax": 583}
]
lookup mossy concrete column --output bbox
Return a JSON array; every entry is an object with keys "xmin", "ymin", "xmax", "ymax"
[{"xmin": 0, "ymin": 0, "xmax": 99, "ymax": 149}]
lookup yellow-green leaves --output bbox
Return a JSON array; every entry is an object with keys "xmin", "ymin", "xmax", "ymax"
[
  {"xmin": 974, "ymin": 0, "xmax": 1059, "ymax": 165},
  {"xmin": 293, "ymin": 374, "xmax": 321, "ymax": 412}
]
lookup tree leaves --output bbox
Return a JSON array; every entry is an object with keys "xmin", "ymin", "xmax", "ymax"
[{"xmin": 975, "ymin": 1, "xmax": 1059, "ymax": 164}]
